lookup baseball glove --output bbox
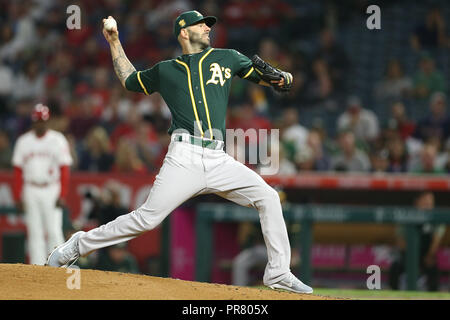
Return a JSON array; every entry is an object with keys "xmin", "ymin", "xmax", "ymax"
[{"xmin": 251, "ymin": 54, "xmax": 293, "ymax": 93}]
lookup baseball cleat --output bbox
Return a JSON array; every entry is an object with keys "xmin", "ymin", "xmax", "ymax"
[
  {"xmin": 45, "ymin": 231, "xmax": 84, "ymax": 267},
  {"xmin": 268, "ymin": 273, "xmax": 313, "ymax": 294}
]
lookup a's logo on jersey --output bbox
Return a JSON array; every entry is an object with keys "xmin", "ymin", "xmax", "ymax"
[
  {"xmin": 206, "ymin": 63, "xmax": 231, "ymax": 87},
  {"xmin": 179, "ymin": 19, "xmax": 186, "ymax": 27}
]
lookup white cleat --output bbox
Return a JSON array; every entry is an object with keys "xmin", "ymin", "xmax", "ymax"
[
  {"xmin": 45, "ymin": 231, "xmax": 84, "ymax": 267},
  {"xmin": 268, "ymin": 273, "xmax": 314, "ymax": 294}
]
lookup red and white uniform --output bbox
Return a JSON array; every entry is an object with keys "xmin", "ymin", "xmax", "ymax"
[{"xmin": 12, "ymin": 129, "xmax": 73, "ymax": 265}]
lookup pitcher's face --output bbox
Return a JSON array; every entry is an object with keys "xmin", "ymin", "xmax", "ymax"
[{"xmin": 186, "ymin": 22, "xmax": 211, "ymax": 49}]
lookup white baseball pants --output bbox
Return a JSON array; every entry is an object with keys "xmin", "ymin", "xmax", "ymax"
[
  {"xmin": 78, "ymin": 135, "xmax": 291, "ymax": 285},
  {"xmin": 23, "ymin": 183, "xmax": 65, "ymax": 265}
]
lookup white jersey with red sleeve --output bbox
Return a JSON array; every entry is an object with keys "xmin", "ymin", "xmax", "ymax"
[{"xmin": 12, "ymin": 129, "xmax": 73, "ymax": 185}]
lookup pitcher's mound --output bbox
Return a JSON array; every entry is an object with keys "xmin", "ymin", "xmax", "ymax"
[{"xmin": 0, "ymin": 264, "xmax": 337, "ymax": 300}]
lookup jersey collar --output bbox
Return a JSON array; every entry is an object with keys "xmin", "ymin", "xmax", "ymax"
[{"xmin": 180, "ymin": 46, "xmax": 212, "ymax": 58}]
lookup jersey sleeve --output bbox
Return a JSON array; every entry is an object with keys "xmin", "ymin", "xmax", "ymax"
[
  {"xmin": 231, "ymin": 49, "xmax": 261, "ymax": 84},
  {"xmin": 125, "ymin": 63, "xmax": 160, "ymax": 95},
  {"xmin": 57, "ymin": 135, "xmax": 73, "ymax": 166}
]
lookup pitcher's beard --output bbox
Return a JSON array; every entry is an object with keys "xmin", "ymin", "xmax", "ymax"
[{"xmin": 188, "ymin": 30, "xmax": 210, "ymax": 50}]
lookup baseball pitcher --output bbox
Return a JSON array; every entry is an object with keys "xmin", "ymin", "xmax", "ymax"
[
  {"xmin": 47, "ymin": 11, "xmax": 312, "ymax": 294},
  {"xmin": 13, "ymin": 103, "xmax": 73, "ymax": 265}
]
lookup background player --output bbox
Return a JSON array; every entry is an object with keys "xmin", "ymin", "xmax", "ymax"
[
  {"xmin": 47, "ymin": 11, "xmax": 312, "ymax": 294},
  {"xmin": 12, "ymin": 103, "xmax": 73, "ymax": 265}
]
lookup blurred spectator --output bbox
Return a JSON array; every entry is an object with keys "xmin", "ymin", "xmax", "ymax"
[
  {"xmin": 330, "ymin": 130, "xmax": 371, "ymax": 172},
  {"xmin": 112, "ymin": 137, "xmax": 147, "ymax": 174},
  {"xmin": 413, "ymin": 92, "xmax": 450, "ymax": 142},
  {"xmin": 33, "ymin": 20, "xmax": 62, "ymax": 58},
  {"xmin": 387, "ymin": 102, "xmax": 416, "ymax": 140},
  {"xmin": 443, "ymin": 140, "xmax": 450, "ymax": 173},
  {"xmin": 412, "ymin": 53, "xmax": 447, "ymax": 99},
  {"xmin": 78, "ymin": 126, "xmax": 114, "ymax": 172},
  {"xmin": 67, "ymin": 91, "xmax": 100, "ymax": 140},
  {"xmin": 134, "ymin": 120, "xmax": 160, "ymax": 171},
  {"xmin": 279, "ymin": 107, "xmax": 309, "ymax": 161},
  {"xmin": 337, "ymin": 96, "xmax": 380, "ymax": 143},
  {"xmin": 374, "ymin": 59, "xmax": 413, "ymax": 101},
  {"xmin": 389, "ymin": 191, "xmax": 446, "ymax": 291},
  {"xmin": 409, "ymin": 143, "xmax": 445, "ymax": 174},
  {"xmin": 247, "ymin": 0, "xmax": 294, "ymax": 36},
  {"xmin": 46, "ymin": 99, "xmax": 70, "ymax": 134},
  {"xmin": 86, "ymin": 180, "xmax": 128, "ymax": 226},
  {"xmin": 45, "ymin": 49, "xmax": 77, "ymax": 103},
  {"xmin": 294, "ymin": 129, "xmax": 330, "ymax": 172},
  {"xmin": 294, "ymin": 144, "xmax": 315, "ymax": 171},
  {"xmin": 145, "ymin": 0, "xmax": 192, "ymax": 32},
  {"xmin": 307, "ymin": 128, "xmax": 331, "ymax": 171},
  {"xmin": 0, "ymin": 58, "xmax": 13, "ymax": 114},
  {"xmin": 12, "ymin": 60, "xmax": 45, "ymax": 102},
  {"xmin": 386, "ymin": 135, "xmax": 409, "ymax": 173},
  {"xmin": 96, "ymin": 242, "xmax": 140, "ymax": 274},
  {"xmin": 305, "ymin": 58, "xmax": 338, "ymax": 109},
  {"xmin": 89, "ymin": 67, "xmax": 112, "ymax": 118},
  {"xmin": 0, "ymin": 1, "xmax": 37, "ymax": 61},
  {"xmin": 0, "ymin": 129, "xmax": 12, "ymax": 169},
  {"xmin": 314, "ymin": 28, "xmax": 350, "ymax": 91},
  {"xmin": 369, "ymin": 148, "xmax": 389, "ymax": 174},
  {"xmin": 410, "ymin": 7, "xmax": 449, "ymax": 51},
  {"xmin": 123, "ymin": 12, "xmax": 156, "ymax": 64},
  {"xmin": 258, "ymin": 38, "xmax": 282, "ymax": 66},
  {"xmin": 110, "ymin": 107, "xmax": 142, "ymax": 149}
]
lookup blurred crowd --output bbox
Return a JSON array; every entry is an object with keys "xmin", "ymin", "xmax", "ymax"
[{"xmin": 0, "ymin": 0, "xmax": 449, "ymax": 176}]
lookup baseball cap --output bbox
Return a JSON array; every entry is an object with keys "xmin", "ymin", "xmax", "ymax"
[
  {"xmin": 31, "ymin": 103, "xmax": 50, "ymax": 122},
  {"xmin": 173, "ymin": 10, "xmax": 217, "ymax": 38}
]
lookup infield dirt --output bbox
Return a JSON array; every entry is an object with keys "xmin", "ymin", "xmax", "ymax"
[{"xmin": 0, "ymin": 264, "xmax": 338, "ymax": 300}]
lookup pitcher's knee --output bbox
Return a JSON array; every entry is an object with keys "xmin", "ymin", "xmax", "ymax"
[
  {"xmin": 264, "ymin": 186, "xmax": 281, "ymax": 203},
  {"xmin": 135, "ymin": 205, "xmax": 168, "ymax": 231},
  {"xmin": 255, "ymin": 186, "xmax": 281, "ymax": 211}
]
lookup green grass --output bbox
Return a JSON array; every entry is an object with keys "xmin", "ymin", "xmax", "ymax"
[
  {"xmin": 312, "ymin": 288, "xmax": 450, "ymax": 300},
  {"xmin": 255, "ymin": 286, "xmax": 450, "ymax": 300}
]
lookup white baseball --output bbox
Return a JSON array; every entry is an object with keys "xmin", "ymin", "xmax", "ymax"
[{"xmin": 104, "ymin": 17, "xmax": 117, "ymax": 31}]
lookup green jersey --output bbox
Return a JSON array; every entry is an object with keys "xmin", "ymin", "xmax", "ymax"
[{"xmin": 125, "ymin": 47, "xmax": 261, "ymax": 140}]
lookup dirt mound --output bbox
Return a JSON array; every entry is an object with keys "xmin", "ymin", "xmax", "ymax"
[{"xmin": 0, "ymin": 264, "xmax": 336, "ymax": 300}]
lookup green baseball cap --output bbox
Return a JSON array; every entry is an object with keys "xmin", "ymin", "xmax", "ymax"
[{"xmin": 173, "ymin": 10, "xmax": 217, "ymax": 38}]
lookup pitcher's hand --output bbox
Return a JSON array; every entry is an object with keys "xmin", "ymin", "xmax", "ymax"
[{"xmin": 102, "ymin": 16, "xmax": 119, "ymax": 43}]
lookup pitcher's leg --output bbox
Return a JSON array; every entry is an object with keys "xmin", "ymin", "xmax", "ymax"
[
  {"xmin": 208, "ymin": 156, "xmax": 291, "ymax": 285},
  {"xmin": 78, "ymin": 146, "xmax": 206, "ymax": 256},
  {"xmin": 41, "ymin": 185, "xmax": 65, "ymax": 255}
]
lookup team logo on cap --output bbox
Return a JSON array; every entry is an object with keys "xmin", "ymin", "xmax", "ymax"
[
  {"xmin": 32, "ymin": 103, "xmax": 50, "ymax": 121},
  {"xmin": 179, "ymin": 19, "xmax": 186, "ymax": 27}
]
